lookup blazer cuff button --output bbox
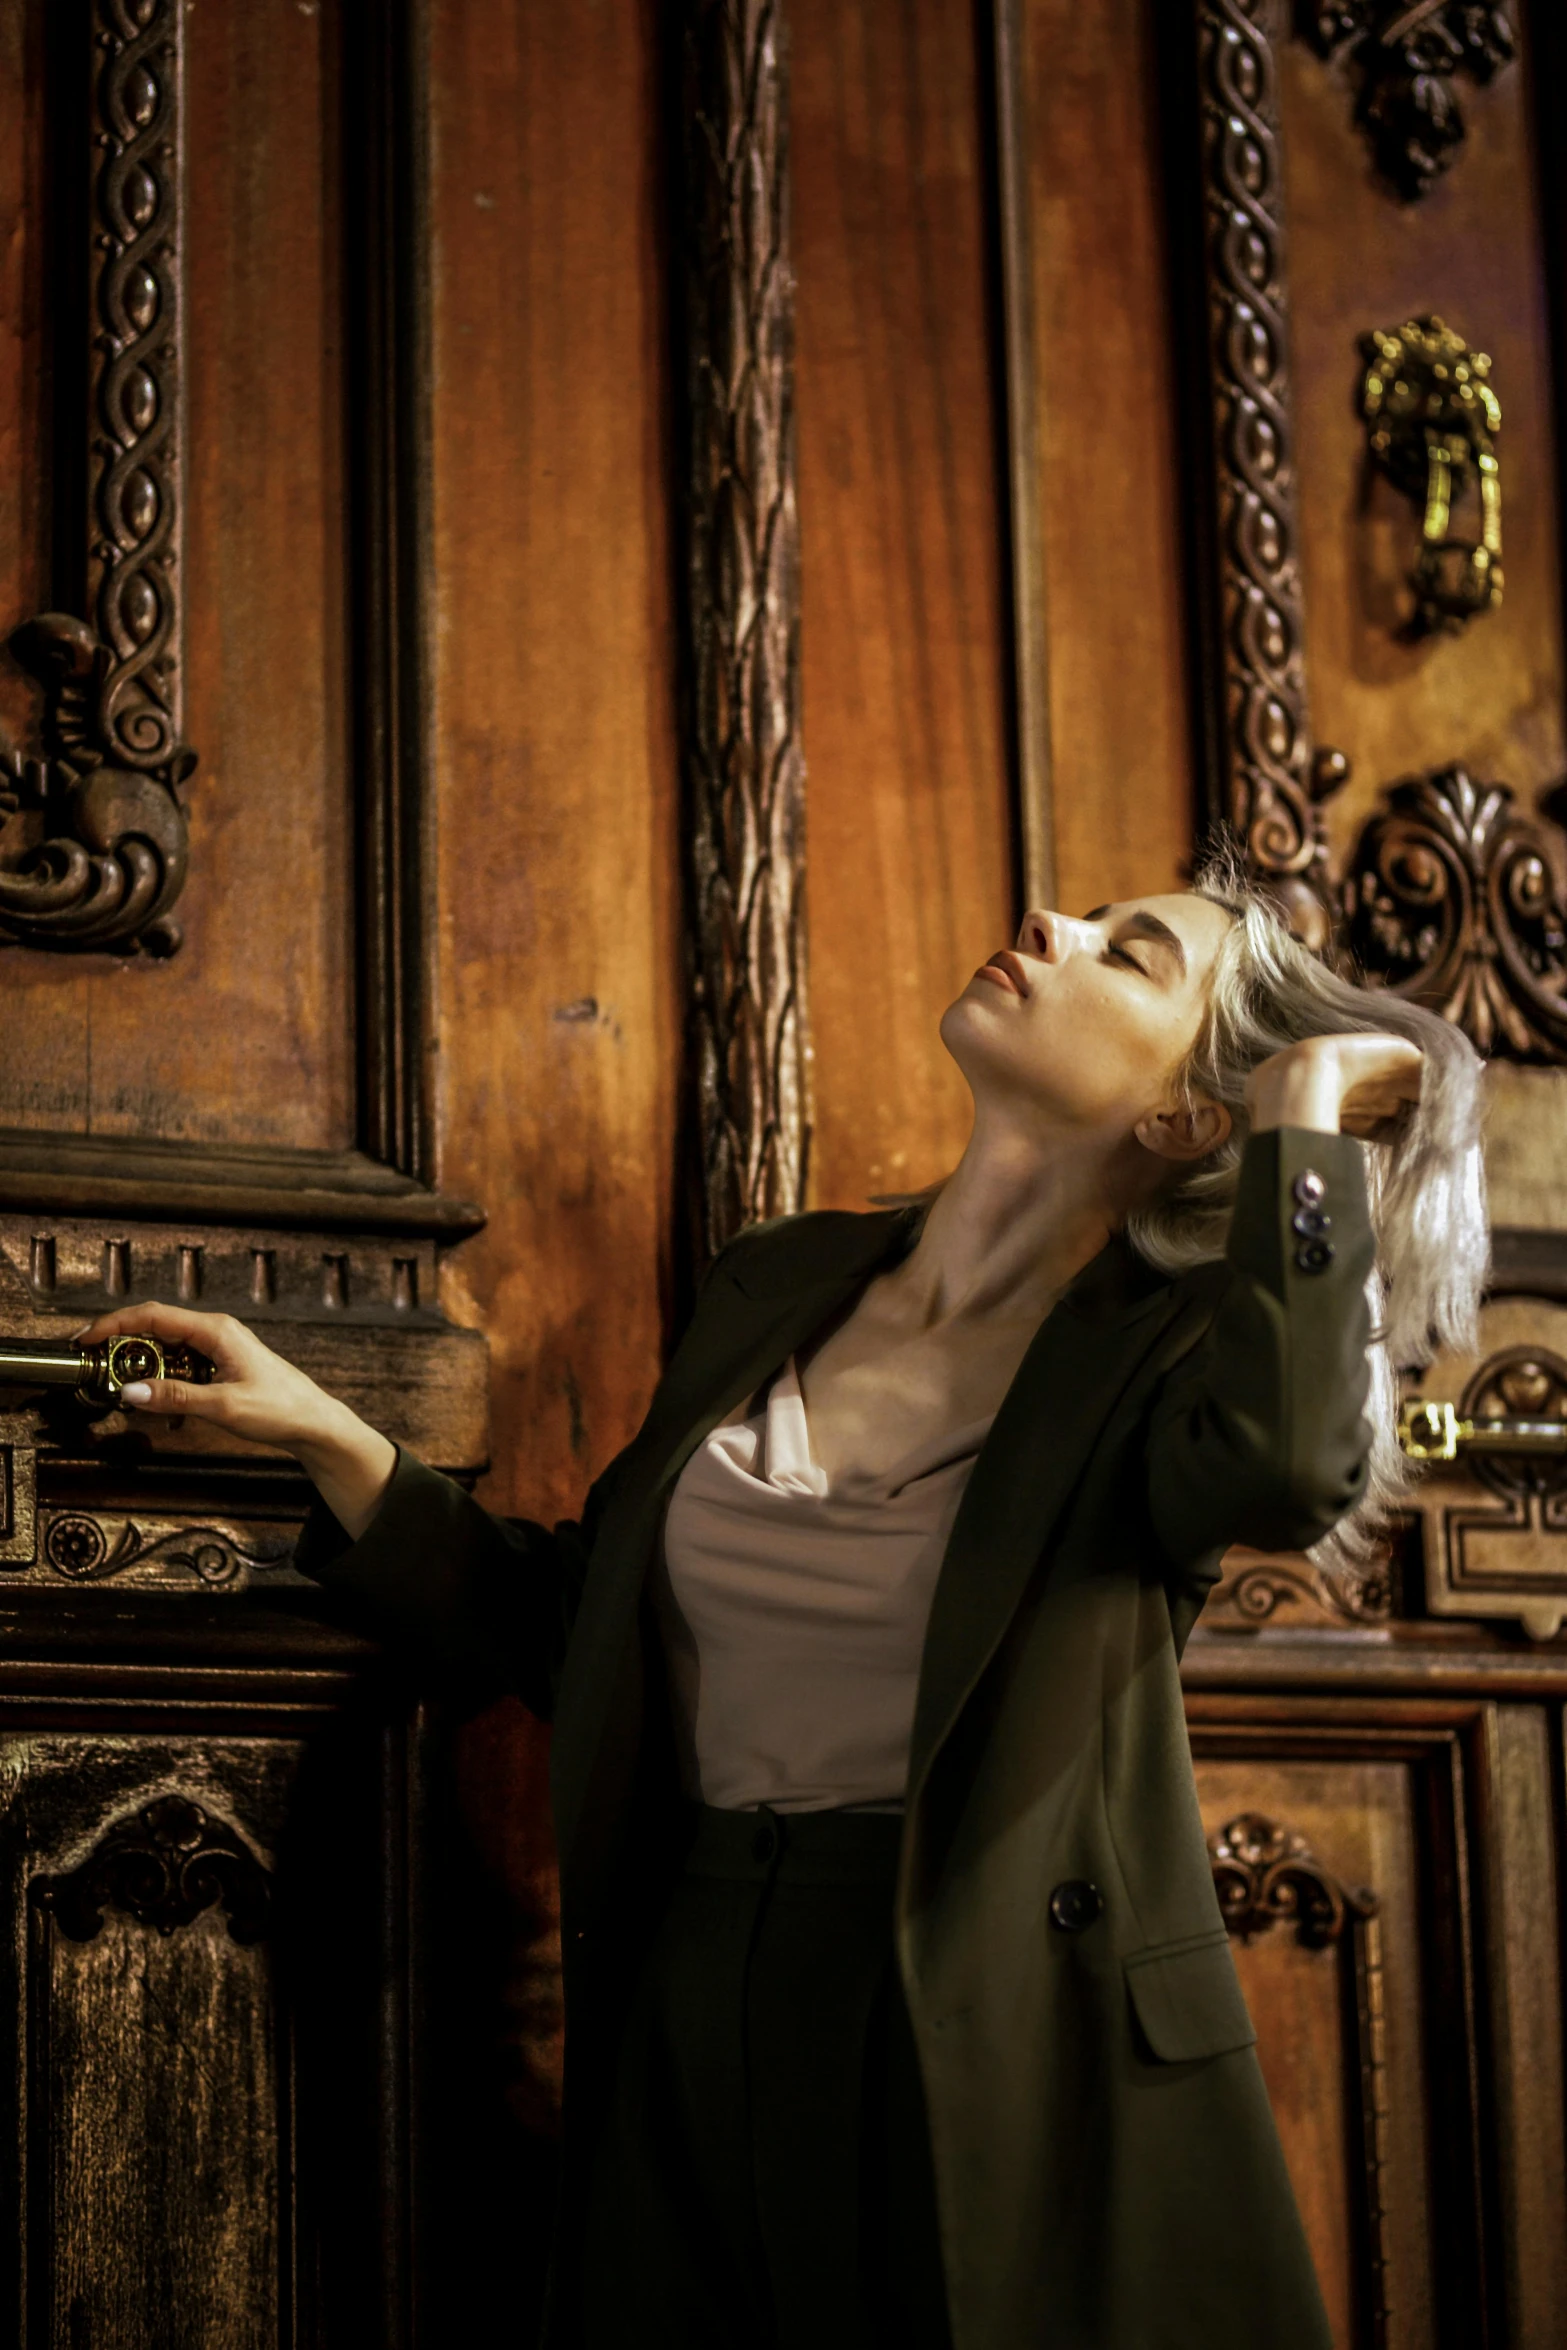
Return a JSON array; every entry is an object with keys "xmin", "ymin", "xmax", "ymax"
[
  {"xmin": 1291, "ymin": 1207, "xmax": 1332, "ymax": 1238},
  {"xmin": 1048, "ymin": 1879, "xmax": 1104, "ymax": 1932},
  {"xmin": 1294, "ymin": 1238, "xmax": 1335, "ymax": 1273},
  {"xmin": 1292, "ymin": 1169, "xmax": 1326, "ymax": 1207}
]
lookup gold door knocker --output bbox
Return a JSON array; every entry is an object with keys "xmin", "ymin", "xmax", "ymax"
[{"xmin": 1360, "ymin": 314, "xmax": 1502, "ymax": 635}]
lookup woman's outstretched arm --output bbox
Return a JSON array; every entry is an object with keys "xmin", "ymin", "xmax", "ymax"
[{"xmin": 73, "ymin": 1300, "xmax": 587, "ymax": 1713}]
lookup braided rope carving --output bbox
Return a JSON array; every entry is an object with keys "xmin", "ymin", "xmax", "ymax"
[
  {"xmin": 90, "ymin": 0, "xmax": 183, "ymax": 770},
  {"xmin": 680, "ymin": 0, "xmax": 811, "ymax": 1263},
  {"xmin": 0, "ymin": 0, "xmax": 193, "ymax": 954},
  {"xmin": 1196, "ymin": 0, "xmax": 1341, "ymax": 941}
]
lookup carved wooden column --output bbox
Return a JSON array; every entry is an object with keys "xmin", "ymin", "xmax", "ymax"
[
  {"xmin": 678, "ymin": 0, "xmax": 812, "ymax": 1265},
  {"xmin": 1179, "ymin": 0, "xmax": 1346, "ymax": 946},
  {"xmin": 1, "ymin": 0, "xmax": 195, "ymax": 956}
]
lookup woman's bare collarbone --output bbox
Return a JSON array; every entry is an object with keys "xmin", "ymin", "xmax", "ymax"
[{"xmin": 795, "ymin": 1271, "xmax": 1049, "ymax": 1492}]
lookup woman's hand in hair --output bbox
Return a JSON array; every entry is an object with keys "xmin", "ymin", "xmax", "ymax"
[
  {"xmin": 1244, "ymin": 1032, "xmax": 1424, "ymax": 1141},
  {"xmin": 73, "ymin": 1301, "xmax": 398, "ymax": 1539}
]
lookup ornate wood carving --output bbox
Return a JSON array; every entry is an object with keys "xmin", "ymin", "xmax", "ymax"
[
  {"xmin": 679, "ymin": 0, "xmax": 812, "ymax": 1264},
  {"xmin": 1210, "ymin": 1810, "xmax": 1391, "ymax": 2336},
  {"xmin": 1210, "ymin": 1809, "xmax": 1378, "ymax": 1944},
  {"xmin": 1343, "ymin": 763, "xmax": 1567, "ymax": 1059},
  {"xmin": 37, "ymin": 1512, "xmax": 298, "ymax": 1588},
  {"xmin": 1205, "ymin": 1543, "xmax": 1394, "ymax": 1626},
  {"xmin": 1, "ymin": 0, "xmax": 194, "ymax": 956},
  {"xmin": 1298, "ymin": 2, "xmax": 1516, "ymax": 200},
  {"xmin": 1188, "ymin": 1, "xmax": 1346, "ymax": 947},
  {"xmin": 35, "ymin": 1795, "xmax": 272, "ymax": 1945}
]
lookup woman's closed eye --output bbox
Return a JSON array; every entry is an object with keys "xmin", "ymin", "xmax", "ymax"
[{"xmin": 1105, "ymin": 940, "xmax": 1149, "ymax": 975}]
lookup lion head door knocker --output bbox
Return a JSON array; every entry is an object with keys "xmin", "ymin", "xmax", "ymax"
[{"xmin": 1360, "ymin": 315, "xmax": 1501, "ymax": 636}]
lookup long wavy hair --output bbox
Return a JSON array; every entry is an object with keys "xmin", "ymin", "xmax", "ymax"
[{"xmin": 1125, "ymin": 849, "xmax": 1489, "ymax": 1564}]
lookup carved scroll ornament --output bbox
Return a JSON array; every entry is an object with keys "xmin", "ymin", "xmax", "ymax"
[
  {"xmin": 680, "ymin": 0, "xmax": 812, "ymax": 1265},
  {"xmin": 1194, "ymin": 1, "xmax": 1346, "ymax": 949},
  {"xmin": 35, "ymin": 1795, "xmax": 272, "ymax": 1945},
  {"xmin": 1, "ymin": 0, "xmax": 194, "ymax": 956},
  {"xmin": 1209, "ymin": 1810, "xmax": 1378, "ymax": 1944},
  {"xmin": 1299, "ymin": 2, "xmax": 1516, "ymax": 200},
  {"xmin": 1344, "ymin": 764, "xmax": 1567, "ymax": 1060}
]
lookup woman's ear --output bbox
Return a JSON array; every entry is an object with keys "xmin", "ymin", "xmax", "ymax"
[{"xmin": 1133, "ymin": 1096, "xmax": 1232, "ymax": 1164}]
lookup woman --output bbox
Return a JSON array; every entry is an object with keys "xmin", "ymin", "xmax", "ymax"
[{"xmin": 84, "ymin": 860, "xmax": 1487, "ymax": 2350}]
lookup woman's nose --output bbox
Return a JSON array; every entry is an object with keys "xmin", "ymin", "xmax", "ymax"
[{"xmin": 1017, "ymin": 909, "xmax": 1085, "ymax": 962}]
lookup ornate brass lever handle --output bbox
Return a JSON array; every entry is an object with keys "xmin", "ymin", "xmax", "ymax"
[
  {"xmin": 0, "ymin": 1333, "xmax": 216, "ymax": 1408},
  {"xmin": 1397, "ymin": 1398, "xmax": 1567, "ymax": 1463},
  {"xmin": 1361, "ymin": 314, "xmax": 1502, "ymax": 635}
]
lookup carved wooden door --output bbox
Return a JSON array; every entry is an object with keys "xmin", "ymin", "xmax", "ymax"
[
  {"xmin": 0, "ymin": 4, "xmax": 506, "ymax": 2341},
  {"xmin": 998, "ymin": 2, "xmax": 1567, "ymax": 2341}
]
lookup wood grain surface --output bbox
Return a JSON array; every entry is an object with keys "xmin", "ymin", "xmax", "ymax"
[
  {"xmin": 1011, "ymin": 0, "xmax": 1195, "ymax": 917},
  {"xmin": 792, "ymin": 0, "xmax": 1015, "ymax": 1209},
  {"xmin": 420, "ymin": 0, "xmax": 684, "ymax": 2149},
  {"xmin": 423, "ymin": 0, "xmax": 681, "ymax": 1527}
]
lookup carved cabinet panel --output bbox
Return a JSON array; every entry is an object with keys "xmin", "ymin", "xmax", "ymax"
[
  {"xmin": 1188, "ymin": 1677, "xmax": 1567, "ymax": 2350},
  {"xmin": 0, "ymin": 0, "xmax": 497, "ymax": 2337}
]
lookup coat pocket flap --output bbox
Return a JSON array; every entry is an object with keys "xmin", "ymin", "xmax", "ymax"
[{"xmin": 1123, "ymin": 1930, "xmax": 1257, "ymax": 2063}]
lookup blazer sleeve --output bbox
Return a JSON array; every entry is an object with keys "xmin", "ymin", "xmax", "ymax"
[
  {"xmin": 292, "ymin": 1448, "xmax": 608, "ymax": 1721},
  {"xmin": 1147, "ymin": 1125, "xmax": 1376, "ymax": 1581},
  {"xmin": 286, "ymin": 1231, "xmax": 752, "ymax": 1714}
]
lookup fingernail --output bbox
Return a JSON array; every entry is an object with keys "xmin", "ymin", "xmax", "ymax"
[
  {"xmin": 119, "ymin": 1382, "xmax": 152, "ymax": 1407},
  {"xmin": 69, "ymin": 1324, "xmax": 91, "ymax": 1339}
]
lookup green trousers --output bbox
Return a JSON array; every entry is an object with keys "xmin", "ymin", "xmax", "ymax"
[{"xmin": 579, "ymin": 1804, "xmax": 954, "ymax": 2350}]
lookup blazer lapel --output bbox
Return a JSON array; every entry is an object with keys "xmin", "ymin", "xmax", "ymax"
[
  {"xmin": 550, "ymin": 1207, "xmax": 921, "ymax": 1889},
  {"xmin": 905, "ymin": 1237, "xmax": 1187, "ymax": 1809}
]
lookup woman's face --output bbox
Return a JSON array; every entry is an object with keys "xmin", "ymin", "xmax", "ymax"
[{"xmin": 940, "ymin": 893, "xmax": 1234, "ymax": 1142}]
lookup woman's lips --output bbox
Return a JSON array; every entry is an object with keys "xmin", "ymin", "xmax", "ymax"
[{"xmin": 976, "ymin": 950, "xmax": 1029, "ymax": 998}]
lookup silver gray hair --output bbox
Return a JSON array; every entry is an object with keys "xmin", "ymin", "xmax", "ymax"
[{"xmin": 1125, "ymin": 849, "xmax": 1490, "ymax": 1567}]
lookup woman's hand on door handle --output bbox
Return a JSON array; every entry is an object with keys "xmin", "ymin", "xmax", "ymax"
[{"xmin": 72, "ymin": 1301, "xmax": 397, "ymax": 1540}]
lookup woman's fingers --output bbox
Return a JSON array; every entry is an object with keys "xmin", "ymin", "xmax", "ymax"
[
  {"xmin": 75, "ymin": 1298, "xmax": 239, "ymax": 1355},
  {"xmin": 118, "ymin": 1374, "xmax": 231, "ymax": 1419}
]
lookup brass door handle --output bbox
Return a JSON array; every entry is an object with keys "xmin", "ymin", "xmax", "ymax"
[
  {"xmin": 1397, "ymin": 1398, "xmax": 1567, "ymax": 1463},
  {"xmin": 0, "ymin": 1334, "xmax": 215, "ymax": 1408}
]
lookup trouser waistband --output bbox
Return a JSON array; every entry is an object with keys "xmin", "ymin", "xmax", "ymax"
[{"xmin": 682, "ymin": 1801, "xmax": 904, "ymax": 1886}]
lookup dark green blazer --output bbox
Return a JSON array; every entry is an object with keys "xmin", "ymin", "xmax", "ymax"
[{"xmin": 298, "ymin": 1127, "xmax": 1373, "ymax": 2350}]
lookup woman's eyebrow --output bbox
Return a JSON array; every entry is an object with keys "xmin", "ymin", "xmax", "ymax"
[{"xmin": 1118, "ymin": 911, "xmax": 1187, "ymax": 977}]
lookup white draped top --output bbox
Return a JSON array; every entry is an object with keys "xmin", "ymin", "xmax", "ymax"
[{"xmin": 651, "ymin": 1356, "xmax": 995, "ymax": 1812}]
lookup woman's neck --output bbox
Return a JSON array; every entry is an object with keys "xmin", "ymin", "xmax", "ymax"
[{"xmin": 888, "ymin": 1109, "xmax": 1147, "ymax": 1329}]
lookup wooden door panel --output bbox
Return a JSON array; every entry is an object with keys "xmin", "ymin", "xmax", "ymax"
[
  {"xmin": 1279, "ymin": 20, "xmax": 1566, "ymax": 831},
  {"xmin": 0, "ymin": 1734, "xmax": 304, "ymax": 2349},
  {"xmin": 0, "ymin": 0, "xmax": 354, "ymax": 1149},
  {"xmin": 1195, "ymin": 1753, "xmax": 1434, "ymax": 2350}
]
